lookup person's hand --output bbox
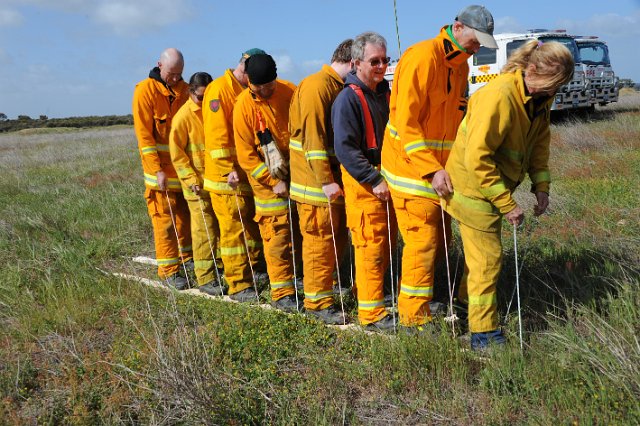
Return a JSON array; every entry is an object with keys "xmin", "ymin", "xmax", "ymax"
[
  {"xmin": 372, "ymin": 179, "xmax": 390, "ymax": 201},
  {"xmin": 273, "ymin": 180, "xmax": 289, "ymax": 198},
  {"xmin": 533, "ymin": 191, "xmax": 549, "ymax": 216},
  {"xmin": 322, "ymin": 182, "xmax": 344, "ymax": 202},
  {"xmin": 156, "ymin": 170, "xmax": 167, "ymax": 191},
  {"xmin": 227, "ymin": 170, "xmax": 239, "ymax": 189},
  {"xmin": 190, "ymin": 184, "xmax": 201, "ymax": 195},
  {"xmin": 432, "ymin": 169, "xmax": 453, "ymax": 197},
  {"xmin": 505, "ymin": 205, "xmax": 525, "ymax": 226}
]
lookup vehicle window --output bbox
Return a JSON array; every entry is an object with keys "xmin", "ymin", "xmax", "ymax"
[
  {"xmin": 578, "ymin": 43, "xmax": 610, "ymax": 65},
  {"xmin": 506, "ymin": 40, "xmax": 527, "ymax": 58},
  {"xmin": 473, "ymin": 47, "xmax": 496, "ymax": 65}
]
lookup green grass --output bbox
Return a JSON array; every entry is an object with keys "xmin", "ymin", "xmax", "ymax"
[{"xmin": 1, "ymin": 96, "xmax": 639, "ymax": 424}]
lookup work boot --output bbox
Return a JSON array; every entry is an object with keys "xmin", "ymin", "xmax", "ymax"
[
  {"xmin": 198, "ymin": 280, "xmax": 225, "ymax": 296},
  {"xmin": 181, "ymin": 259, "xmax": 195, "ymax": 273},
  {"xmin": 363, "ymin": 314, "xmax": 397, "ymax": 333},
  {"xmin": 272, "ymin": 295, "xmax": 302, "ymax": 313},
  {"xmin": 429, "ymin": 301, "xmax": 446, "ymax": 315},
  {"xmin": 253, "ymin": 271, "xmax": 270, "ymax": 287},
  {"xmin": 470, "ymin": 329, "xmax": 506, "ymax": 352},
  {"xmin": 165, "ymin": 273, "xmax": 188, "ymax": 291},
  {"xmin": 307, "ymin": 305, "xmax": 347, "ymax": 325},
  {"xmin": 229, "ymin": 287, "xmax": 259, "ymax": 303}
]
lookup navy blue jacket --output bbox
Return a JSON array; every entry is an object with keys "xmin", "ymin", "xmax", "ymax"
[{"xmin": 332, "ymin": 71, "xmax": 390, "ymax": 187}]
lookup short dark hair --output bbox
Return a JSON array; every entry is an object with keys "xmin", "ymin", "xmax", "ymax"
[
  {"xmin": 189, "ymin": 72, "xmax": 213, "ymax": 91},
  {"xmin": 331, "ymin": 39, "xmax": 354, "ymax": 63}
]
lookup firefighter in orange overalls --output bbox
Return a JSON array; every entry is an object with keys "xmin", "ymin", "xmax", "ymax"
[
  {"xmin": 288, "ymin": 39, "xmax": 353, "ymax": 324},
  {"xmin": 169, "ymin": 71, "xmax": 225, "ymax": 296},
  {"xmin": 133, "ymin": 48, "xmax": 193, "ymax": 289},
  {"xmin": 381, "ymin": 5, "xmax": 497, "ymax": 333},
  {"xmin": 202, "ymin": 49, "xmax": 269, "ymax": 301},
  {"xmin": 233, "ymin": 54, "xmax": 301, "ymax": 311},
  {"xmin": 333, "ymin": 32, "xmax": 397, "ymax": 331}
]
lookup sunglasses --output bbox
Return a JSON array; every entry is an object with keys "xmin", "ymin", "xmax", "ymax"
[{"xmin": 365, "ymin": 56, "xmax": 391, "ymax": 67}]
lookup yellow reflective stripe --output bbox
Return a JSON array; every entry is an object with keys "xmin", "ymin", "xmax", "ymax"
[
  {"xmin": 220, "ymin": 239, "xmax": 262, "ymax": 256},
  {"xmin": 496, "ymin": 146, "xmax": 523, "ymax": 161},
  {"xmin": 305, "ymin": 150, "xmax": 329, "ymax": 161},
  {"xmin": 290, "ymin": 182, "xmax": 328, "ymax": 203},
  {"xmin": 141, "ymin": 146, "xmax": 157, "ymax": 155},
  {"xmin": 387, "ymin": 123, "xmax": 400, "ymax": 140},
  {"xmin": 202, "ymin": 178, "xmax": 252, "ymax": 194},
  {"xmin": 399, "ymin": 283, "xmax": 433, "ymax": 297},
  {"xmin": 271, "ymin": 280, "xmax": 294, "ymax": 289},
  {"xmin": 451, "ymin": 192, "xmax": 498, "ymax": 214},
  {"xmin": 289, "ymin": 139, "xmax": 303, "ymax": 151},
  {"xmin": 381, "ymin": 167, "xmax": 438, "ymax": 200},
  {"xmin": 468, "ymin": 293, "xmax": 497, "ymax": 306},
  {"xmin": 210, "ymin": 147, "xmax": 236, "ymax": 159},
  {"xmin": 157, "ymin": 257, "xmax": 180, "ymax": 266},
  {"xmin": 254, "ymin": 197, "xmax": 288, "ymax": 213},
  {"xmin": 404, "ymin": 139, "xmax": 453, "ymax": 155},
  {"xmin": 358, "ymin": 299, "xmax": 385, "ymax": 310},
  {"xmin": 304, "ymin": 289, "xmax": 334, "ymax": 301},
  {"xmin": 156, "ymin": 144, "xmax": 169, "ymax": 152},
  {"xmin": 187, "ymin": 143, "xmax": 205, "ymax": 153},
  {"xmin": 144, "ymin": 173, "xmax": 182, "ymax": 190},
  {"xmin": 531, "ymin": 170, "xmax": 551, "ymax": 184},
  {"xmin": 194, "ymin": 259, "xmax": 215, "ymax": 269},
  {"xmin": 180, "ymin": 245, "xmax": 192, "ymax": 253},
  {"xmin": 251, "ymin": 163, "xmax": 268, "ymax": 179},
  {"xmin": 478, "ymin": 182, "xmax": 508, "ymax": 198},
  {"xmin": 176, "ymin": 167, "xmax": 195, "ymax": 178}
]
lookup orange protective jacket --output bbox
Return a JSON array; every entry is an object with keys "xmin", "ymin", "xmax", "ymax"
[
  {"xmin": 202, "ymin": 69, "xmax": 252, "ymax": 195},
  {"xmin": 133, "ymin": 69, "xmax": 189, "ymax": 191},
  {"xmin": 288, "ymin": 65, "xmax": 344, "ymax": 206},
  {"xmin": 233, "ymin": 80, "xmax": 296, "ymax": 216},
  {"xmin": 381, "ymin": 26, "xmax": 471, "ymax": 202},
  {"xmin": 169, "ymin": 97, "xmax": 206, "ymax": 193}
]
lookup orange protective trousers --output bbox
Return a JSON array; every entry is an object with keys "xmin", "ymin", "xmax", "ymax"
[
  {"xmin": 210, "ymin": 193, "xmax": 262, "ymax": 295},
  {"xmin": 256, "ymin": 210, "xmax": 300, "ymax": 302},
  {"xmin": 144, "ymin": 188, "xmax": 192, "ymax": 278},
  {"xmin": 458, "ymin": 221, "xmax": 502, "ymax": 333},
  {"xmin": 343, "ymin": 171, "xmax": 396, "ymax": 325},
  {"xmin": 297, "ymin": 202, "xmax": 348, "ymax": 311},
  {"xmin": 184, "ymin": 190, "xmax": 222, "ymax": 286},
  {"xmin": 393, "ymin": 196, "xmax": 450, "ymax": 326}
]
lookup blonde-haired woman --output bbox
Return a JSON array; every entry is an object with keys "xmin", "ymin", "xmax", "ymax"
[{"xmin": 443, "ymin": 40, "xmax": 574, "ymax": 351}]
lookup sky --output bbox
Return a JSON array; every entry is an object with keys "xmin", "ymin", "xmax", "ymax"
[{"xmin": 0, "ymin": 0, "xmax": 638, "ymax": 119}]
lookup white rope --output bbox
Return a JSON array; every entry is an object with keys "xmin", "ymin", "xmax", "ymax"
[
  {"xmin": 506, "ymin": 220, "xmax": 532, "ymax": 320},
  {"xmin": 234, "ymin": 192, "xmax": 260, "ymax": 302},
  {"xmin": 440, "ymin": 204, "xmax": 457, "ymax": 336},
  {"xmin": 328, "ymin": 198, "xmax": 347, "ymax": 325},
  {"xmin": 287, "ymin": 197, "xmax": 301, "ymax": 312},
  {"xmin": 198, "ymin": 196, "xmax": 224, "ymax": 296},
  {"xmin": 513, "ymin": 222, "xmax": 524, "ymax": 352},
  {"xmin": 385, "ymin": 200, "xmax": 397, "ymax": 333},
  {"xmin": 164, "ymin": 190, "xmax": 192, "ymax": 288}
]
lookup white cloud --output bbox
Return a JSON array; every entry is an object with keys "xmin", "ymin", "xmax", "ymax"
[
  {"xmin": 274, "ymin": 54, "xmax": 294, "ymax": 74},
  {"xmin": 494, "ymin": 16, "xmax": 524, "ymax": 34},
  {"xmin": 94, "ymin": 0, "xmax": 194, "ymax": 36},
  {"xmin": 0, "ymin": 8, "xmax": 24, "ymax": 27},
  {"xmin": 557, "ymin": 11, "xmax": 640, "ymax": 37}
]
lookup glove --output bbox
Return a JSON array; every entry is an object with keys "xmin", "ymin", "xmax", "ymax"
[{"xmin": 259, "ymin": 129, "xmax": 289, "ymax": 180}]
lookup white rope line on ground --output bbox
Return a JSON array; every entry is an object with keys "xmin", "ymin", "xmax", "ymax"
[
  {"xmin": 327, "ymin": 198, "xmax": 347, "ymax": 325},
  {"xmin": 165, "ymin": 190, "xmax": 192, "ymax": 288},
  {"xmin": 198, "ymin": 197, "xmax": 225, "ymax": 295},
  {"xmin": 234, "ymin": 192, "xmax": 260, "ymax": 302},
  {"xmin": 385, "ymin": 200, "xmax": 397, "ymax": 333},
  {"xmin": 513, "ymin": 222, "xmax": 524, "ymax": 352},
  {"xmin": 440, "ymin": 204, "xmax": 457, "ymax": 336},
  {"xmin": 287, "ymin": 197, "xmax": 301, "ymax": 312}
]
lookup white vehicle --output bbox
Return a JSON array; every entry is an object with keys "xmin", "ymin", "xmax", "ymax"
[
  {"xmin": 575, "ymin": 36, "xmax": 618, "ymax": 106},
  {"xmin": 468, "ymin": 30, "xmax": 589, "ymax": 111}
]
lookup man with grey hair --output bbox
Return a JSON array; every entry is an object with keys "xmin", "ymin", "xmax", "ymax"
[
  {"xmin": 133, "ymin": 47, "xmax": 193, "ymax": 289},
  {"xmin": 380, "ymin": 5, "xmax": 498, "ymax": 334},
  {"xmin": 332, "ymin": 32, "xmax": 396, "ymax": 332}
]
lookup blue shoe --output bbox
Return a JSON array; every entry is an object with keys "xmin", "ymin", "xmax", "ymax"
[{"xmin": 471, "ymin": 329, "xmax": 506, "ymax": 351}]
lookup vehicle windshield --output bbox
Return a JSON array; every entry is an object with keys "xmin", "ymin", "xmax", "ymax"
[
  {"xmin": 507, "ymin": 36, "xmax": 581, "ymax": 63},
  {"xmin": 578, "ymin": 42, "xmax": 610, "ymax": 65}
]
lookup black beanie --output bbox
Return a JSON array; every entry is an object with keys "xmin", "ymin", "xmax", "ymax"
[{"xmin": 245, "ymin": 54, "xmax": 277, "ymax": 85}]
